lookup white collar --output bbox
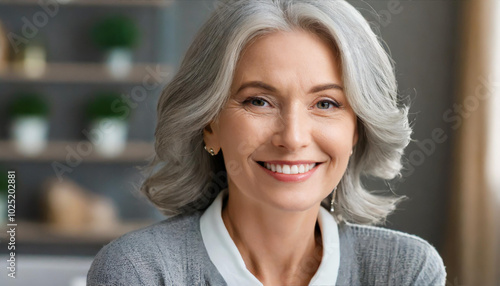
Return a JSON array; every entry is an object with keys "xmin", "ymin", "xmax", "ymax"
[{"xmin": 200, "ymin": 189, "xmax": 340, "ymax": 286}]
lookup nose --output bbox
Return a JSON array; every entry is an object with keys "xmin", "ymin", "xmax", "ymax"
[{"xmin": 271, "ymin": 102, "xmax": 311, "ymax": 152}]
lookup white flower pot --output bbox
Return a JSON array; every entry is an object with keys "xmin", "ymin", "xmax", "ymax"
[
  {"xmin": 89, "ymin": 118, "xmax": 128, "ymax": 158},
  {"xmin": 105, "ymin": 48, "xmax": 133, "ymax": 79},
  {"xmin": 10, "ymin": 116, "xmax": 49, "ymax": 156}
]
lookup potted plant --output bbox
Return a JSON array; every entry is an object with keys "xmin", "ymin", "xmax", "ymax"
[
  {"xmin": 86, "ymin": 92, "xmax": 130, "ymax": 157},
  {"xmin": 91, "ymin": 15, "xmax": 140, "ymax": 79},
  {"xmin": 8, "ymin": 92, "xmax": 50, "ymax": 156}
]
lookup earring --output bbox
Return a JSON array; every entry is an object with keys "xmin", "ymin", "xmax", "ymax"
[
  {"xmin": 330, "ymin": 186, "xmax": 337, "ymax": 212},
  {"xmin": 204, "ymin": 145, "xmax": 216, "ymax": 156}
]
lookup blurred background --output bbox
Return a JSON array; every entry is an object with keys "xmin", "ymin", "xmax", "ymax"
[{"xmin": 0, "ymin": 0, "xmax": 498, "ymax": 285}]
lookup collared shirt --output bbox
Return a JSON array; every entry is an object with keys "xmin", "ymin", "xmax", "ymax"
[{"xmin": 200, "ymin": 188, "xmax": 340, "ymax": 286}]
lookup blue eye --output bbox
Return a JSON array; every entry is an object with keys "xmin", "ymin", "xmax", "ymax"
[
  {"xmin": 243, "ymin": 97, "xmax": 269, "ymax": 107},
  {"xmin": 316, "ymin": 100, "xmax": 340, "ymax": 109}
]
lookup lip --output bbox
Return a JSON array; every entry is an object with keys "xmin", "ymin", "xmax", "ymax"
[{"xmin": 255, "ymin": 160, "xmax": 321, "ymax": 182}]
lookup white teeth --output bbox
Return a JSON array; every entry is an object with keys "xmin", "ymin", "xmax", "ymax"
[
  {"xmin": 276, "ymin": 164, "xmax": 282, "ymax": 173},
  {"xmin": 282, "ymin": 165, "xmax": 291, "ymax": 174},
  {"xmin": 299, "ymin": 164, "xmax": 305, "ymax": 173},
  {"xmin": 263, "ymin": 162, "xmax": 317, "ymax": 174}
]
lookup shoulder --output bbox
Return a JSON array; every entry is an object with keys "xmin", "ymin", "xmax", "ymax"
[
  {"xmin": 87, "ymin": 212, "xmax": 202, "ymax": 286},
  {"xmin": 338, "ymin": 223, "xmax": 446, "ymax": 285},
  {"xmin": 93, "ymin": 211, "xmax": 201, "ymax": 259}
]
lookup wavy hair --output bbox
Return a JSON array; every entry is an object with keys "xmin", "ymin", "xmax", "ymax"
[{"xmin": 140, "ymin": 0, "xmax": 412, "ymax": 225}]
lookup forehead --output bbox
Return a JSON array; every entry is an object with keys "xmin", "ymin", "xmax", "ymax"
[{"xmin": 233, "ymin": 30, "xmax": 342, "ymax": 88}]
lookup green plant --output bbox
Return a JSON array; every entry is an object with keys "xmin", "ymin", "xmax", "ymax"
[
  {"xmin": 86, "ymin": 92, "xmax": 130, "ymax": 121},
  {"xmin": 8, "ymin": 92, "xmax": 49, "ymax": 118},
  {"xmin": 92, "ymin": 15, "xmax": 140, "ymax": 50}
]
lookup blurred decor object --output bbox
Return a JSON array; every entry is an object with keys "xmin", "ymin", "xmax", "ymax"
[
  {"xmin": 0, "ymin": 21, "xmax": 8, "ymax": 72},
  {"xmin": 442, "ymin": 0, "xmax": 500, "ymax": 285},
  {"xmin": 91, "ymin": 15, "xmax": 140, "ymax": 79},
  {"xmin": 13, "ymin": 41, "xmax": 47, "ymax": 79},
  {"xmin": 8, "ymin": 92, "xmax": 50, "ymax": 156},
  {"xmin": 42, "ymin": 178, "xmax": 119, "ymax": 234},
  {"xmin": 86, "ymin": 92, "xmax": 130, "ymax": 157}
]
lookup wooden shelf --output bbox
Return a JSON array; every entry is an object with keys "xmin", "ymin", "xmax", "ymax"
[
  {"xmin": 0, "ymin": 0, "xmax": 175, "ymax": 7},
  {"xmin": 0, "ymin": 220, "xmax": 153, "ymax": 244},
  {"xmin": 0, "ymin": 62, "xmax": 174, "ymax": 84},
  {"xmin": 0, "ymin": 140, "xmax": 155, "ymax": 162}
]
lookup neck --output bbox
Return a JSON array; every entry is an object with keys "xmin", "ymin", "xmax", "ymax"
[{"xmin": 221, "ymin": 188, "xmax": 323, "ymax": 285}]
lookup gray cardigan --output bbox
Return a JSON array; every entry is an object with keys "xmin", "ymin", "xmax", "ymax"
[{"xmin": 87, "ymin": 211, "xmax": 446, "ymax": 285}]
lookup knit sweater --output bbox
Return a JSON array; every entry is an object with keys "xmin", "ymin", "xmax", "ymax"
[{"xmin": 87, "ymin": 211, "xmax": 446, "ymax": 286}]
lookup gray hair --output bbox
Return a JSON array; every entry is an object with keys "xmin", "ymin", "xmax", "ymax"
[{"xmin": 140, "ymin": 0, "xmax": 411, "ymax": 225}]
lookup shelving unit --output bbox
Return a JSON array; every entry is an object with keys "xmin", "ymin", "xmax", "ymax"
[
  {"xmin": 0, "ymin": 1, "xmax": 177, "ymax": 255},
  {"xmin": 0, "ymin": 62, "xmax": 174, "ymax": 84},
  {"xmin": 0, "ymin": 220, "xmax": 153, "ymax": 245},
  {"xmin": 0, "ymin": 140, "xmax": 155, "ymax": 162}
]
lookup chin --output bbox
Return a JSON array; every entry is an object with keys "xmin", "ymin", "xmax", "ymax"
[{"xmin": 257, "ymin": 188, "xmax": 323, "ymax": 212}]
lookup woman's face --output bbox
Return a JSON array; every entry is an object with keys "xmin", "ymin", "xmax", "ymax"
[{"xmin": 205, "ymin": 30, "xmax": 358, "ymax": 212}]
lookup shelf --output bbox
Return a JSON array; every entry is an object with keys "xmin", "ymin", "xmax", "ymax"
[
  {"xmin": 0, "ymin": 0, "xmax": 175, "ymax": 7},
  {"xmin": 0, "ymin": 220, "xmax": 153, "ymax": 245},
  {"xmin": 0, "ymin": 140, "xmax": 155, "ymax": 162},
  {"xmin": 0, "ymin": 62, "xmax": 174, "ymax": 84}
]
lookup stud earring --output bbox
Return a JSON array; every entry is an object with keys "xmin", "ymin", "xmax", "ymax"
[
  {"xmin": 204, "ymin": 145, "xmax": 216, "ymax": 156},
  {"xmin": 330, "ymin": 186, "xmax": 337, "ymax": 212}
]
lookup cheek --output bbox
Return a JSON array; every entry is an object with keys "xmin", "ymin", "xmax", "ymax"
[
  {"xmin": 316, "ymin": 120, "xmax": 356, "ymax": 160},
  {"xmin": 217, "ymin": 110, "xmax": 272, "ymax": 160}
]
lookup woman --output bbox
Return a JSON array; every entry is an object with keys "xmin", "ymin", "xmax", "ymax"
[{"xmin": 88, "ymin": 0, "xmax": 446, "ymax": 285}]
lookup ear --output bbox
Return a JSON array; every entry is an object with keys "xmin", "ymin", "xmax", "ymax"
[{"xmin": 203, "ymin": 121, "xmax": 221, "ymax": 154}]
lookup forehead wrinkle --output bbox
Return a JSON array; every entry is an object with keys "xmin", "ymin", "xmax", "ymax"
[{"xmin": 233, "ymin": 31, "xmax": 342, "ymax": 98}]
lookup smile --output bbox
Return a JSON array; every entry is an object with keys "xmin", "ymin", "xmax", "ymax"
[
  {"xmin": 256, "ymin": 161, "xmax": 322, "ymax": 182},
  {"xmin": 259, "ymin": 162, "xmax": 316, "ymax": 174}
]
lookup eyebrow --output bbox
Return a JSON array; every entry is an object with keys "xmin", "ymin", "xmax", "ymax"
[{"xmin": 235, "ymin": 81, "xmax": 344, "ymax": 94}]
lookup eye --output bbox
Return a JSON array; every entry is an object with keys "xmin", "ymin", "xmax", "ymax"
[
  {"xmin": 243, "ymin": 96, "xmax": 270, "ymax": 107},
  {"xmin": 316, "ymin": 99, "xmax": 341, "ymax": 110}
]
